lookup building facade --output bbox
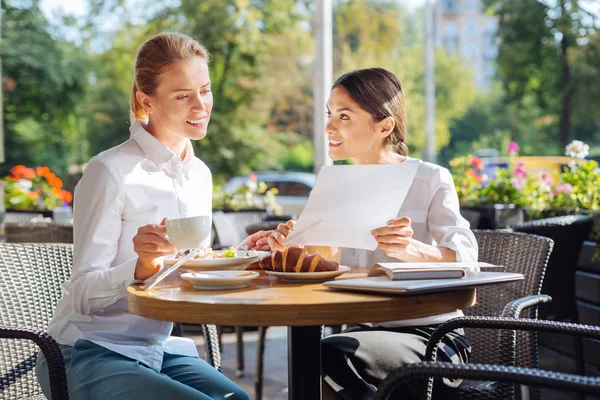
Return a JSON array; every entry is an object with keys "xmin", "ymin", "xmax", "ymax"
[{"xmin": 434, "ymin": 0, "xmax": 498, "ymax": 89}]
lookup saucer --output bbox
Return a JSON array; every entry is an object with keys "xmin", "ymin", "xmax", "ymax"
[
  {"xmin": 265, "ymin": 266, "xmax": 351, "ymax": 282},
  {"xmin": 180, "ymin": 270, "xmax": 260, "ymax": 290}
]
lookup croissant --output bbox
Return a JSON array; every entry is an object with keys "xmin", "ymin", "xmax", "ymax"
[{"xmin": 247, "ymin": 248, "xmax": 339, "ymax": 272}]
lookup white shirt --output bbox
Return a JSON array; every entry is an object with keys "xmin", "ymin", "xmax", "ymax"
[
  {"xmin": 341, "ymin": 157, "xmax": 478, "ymax": 327},
  {"xmin": 47, "ymin": 121, "xmax": 212, "ymax": 371}
]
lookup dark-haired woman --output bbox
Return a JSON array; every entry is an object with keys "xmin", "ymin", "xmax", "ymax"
[{"xmin": 268, "ymin": 68, "xmax": 477, "ymax": 400}]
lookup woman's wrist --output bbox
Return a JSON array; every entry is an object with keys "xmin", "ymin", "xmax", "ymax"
[
  {"xmin": 396, "ymin": 239, "xmax": 456, "ymax": 263},
  {"xmin": 134, "ymin": 259, "xmax": 160, "ymax": 280}
]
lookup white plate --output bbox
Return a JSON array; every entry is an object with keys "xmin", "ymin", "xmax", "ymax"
[
  {"xmin": 265, "ymin": 265, "xmax": 351, "ymax": 282},
  {"xmin": 164, "ymin": 250, "xmax": 268, "ymax": 271},
  {"xmin": 180, "ymin": 270, "xmax": 260, "ymax": 290}
]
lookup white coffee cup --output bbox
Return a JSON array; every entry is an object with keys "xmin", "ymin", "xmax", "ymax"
[{"xmin": 165, "ymin": 215, "xmax": 212, "ymax": 250}]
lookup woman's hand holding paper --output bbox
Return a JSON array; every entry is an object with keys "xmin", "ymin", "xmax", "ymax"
[
  {"xmin": 267, "ymin": 220, "xmax": 295, "ymax": 252},
  {"xmin": 239, "ymin": 230, "xmax": 272, "ymax": 251},
  {"xmin": 371, "ymin": 216, "xmax": 415, "ymax": 261}
]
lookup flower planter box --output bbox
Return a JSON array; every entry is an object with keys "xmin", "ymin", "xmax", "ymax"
[
  {"xmin": 6, "ymin": 208, "xmax": 53, "ymax": 217},
  {"xmin": 460, "ymin": 204, "xmax": 524, "ymax": 230}
]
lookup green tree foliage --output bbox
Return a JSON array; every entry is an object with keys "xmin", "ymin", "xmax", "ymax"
[
  {"xmin": 82, "ymin": 24, "xmax": 155, "ymax": 156},
  {"xmin": 1, "ymin": 0, "xmax": 89, "ymax": 178},
  {"xmin": 483, "ymin": 0, "xmax": 599, "ymax": 148},
  {"xmin": 440, "ymin": 86, "xmax": 560, "ymax": 165}
]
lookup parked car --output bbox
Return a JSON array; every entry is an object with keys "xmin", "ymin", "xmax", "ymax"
[{"xmin": 222, "ymin": 171, "xmax": 316, "ymax": 218}]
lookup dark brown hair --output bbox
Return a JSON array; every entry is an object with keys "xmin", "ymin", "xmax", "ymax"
[
  {"xmin": 332, "ymin": 68, "xmax": 408, "ymax": 156},
  {"xmin": 130, "ymin": 32, "xmax": 210, "ymax": 123}
]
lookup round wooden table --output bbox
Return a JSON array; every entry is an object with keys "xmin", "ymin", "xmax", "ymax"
[{"xmin": 128, "ymin": 270, "xmax": 476, "ymax": 399}]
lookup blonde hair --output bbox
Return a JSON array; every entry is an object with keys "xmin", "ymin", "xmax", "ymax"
[{"xmin": 130, "ymin": 32, "xmax": 210, "ymax": 123}]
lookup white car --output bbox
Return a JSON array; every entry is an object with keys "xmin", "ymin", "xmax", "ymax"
[{"xmin": 222, "ymin": 171, "xmax": 316, "ymax": 218}]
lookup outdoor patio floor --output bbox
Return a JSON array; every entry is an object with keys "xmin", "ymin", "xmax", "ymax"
[
  {"xmin": 187, "ymin": 327, "xmax": 596, "ymax": 400},
  {"xmin": 189, "ymin": 326, "xmax": 289, "ymax": 400}
]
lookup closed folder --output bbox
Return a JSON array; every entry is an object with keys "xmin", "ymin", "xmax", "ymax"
[{"xmin": 368, "ymin": 262, "xmax": 499, "ymax": 281}]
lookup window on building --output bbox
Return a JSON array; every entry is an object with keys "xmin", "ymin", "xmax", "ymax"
[
  {"xmin": 467, "ymin": 0, "xmax": 478, "ymax": 12},
  {"xmin": 445, "ymin": 38, "xmax": 457, "ymax": 55},
  {"xmin": 446, "ymin": 21, "xmax": 456, "ymax": 37},
  {"xmin": 444, "ymin": 0, "xmax": 457, "ymax": 12},
  {"xmin": 462, "ymin": 43, "xmax": 477, "ymax": 59},
  {"xmin": 466, "ymin": 20, "xmax": 477, "ymax": 36},
  {"xmin": 485, "ymin": 64, "xmax": 495, "ymax": 80}
]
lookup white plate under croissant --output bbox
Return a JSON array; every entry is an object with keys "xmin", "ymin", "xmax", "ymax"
[{"xmin": 265, "ymin": 266, "xmax": 351, "ymax": 282}]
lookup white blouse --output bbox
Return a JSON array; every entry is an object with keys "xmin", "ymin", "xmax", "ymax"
[
  {"xmin": 47, "ymin": 121, "xmax": 212, "ymax": 371},
  {"xmin": 342, "ymin": 157, "xmax": 478, "ymax": 327}
]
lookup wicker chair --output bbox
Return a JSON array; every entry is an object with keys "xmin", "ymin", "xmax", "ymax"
[
  {"xmin": 467, "ymin": 231, "xmax": 554, "ymax": 366},
  {"xmin": 0, "ymin": 244, "xmax": 72, "ymax": 400},
  {"xmin": 375, "ymin": 319, "xmax": 600, "ymax": 400},
  {"xmin": 398, "ymin": 230, "xmax": 554, "ymax": 400},
  {"xmin": 513, "ymin": 215, "xmax": 595, "ymax": 377},
  {"xmin": 211, "ymin": 210, "xmax": 268, "ymax": 249},
  {"xmin": 0, "ymin": 243, "xmax": 221, "ymax": 400}
]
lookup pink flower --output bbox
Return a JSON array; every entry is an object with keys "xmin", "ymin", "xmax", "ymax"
[
  {"xmin": 539, "ymin": 176, "xmax": 554, "ymax": 192},
  {"xmin": 513, "ymin": 167, "xmax": 527, "ymax": 178},
  {"xmin": 556, "ymin": 183, "xmax": 573, "ymax": 194},
  {"xmin": 511, "ymin": 176, "xmax": 525, "ymax": 190},
  {"xmin": 517, "ymin": 161, "xmax": 525, "ymax": 168},
  {"xmin": 507, "ymin": 141, "xmax": 520, "ymax": 154},
  {"xmin": 249, "ymin": 173, "xmax": 257, "ymax": 182}
]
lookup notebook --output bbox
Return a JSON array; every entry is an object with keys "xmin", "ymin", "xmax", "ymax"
[
  {"xmin": 323, "ymin": 271, "xmax": 524, "ymax": 295},
  {"xmin": 368, "ymin": 262, "xmax": 500, "ymax": 281}
]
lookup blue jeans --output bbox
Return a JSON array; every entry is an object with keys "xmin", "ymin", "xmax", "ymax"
[{"xmin": 35, "ymin": 339, "xmax": 249, "ymax": 400}]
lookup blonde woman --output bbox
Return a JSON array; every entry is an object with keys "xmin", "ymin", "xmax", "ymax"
[{"xmin": 35, "ymin": 33, "xmax": 260, "ymax": 400}]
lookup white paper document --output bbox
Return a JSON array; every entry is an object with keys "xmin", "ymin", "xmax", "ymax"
[{"xmin": 285, "ymin": 162, "xmax": 419, "ymax": 250}]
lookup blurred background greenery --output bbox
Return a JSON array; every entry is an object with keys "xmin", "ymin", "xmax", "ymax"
[{"xmin": 1, "ymin": 0, "xmax": 599, "ymax": 186}]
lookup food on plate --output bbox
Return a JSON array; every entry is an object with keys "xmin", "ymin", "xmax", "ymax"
[
  {"xmin": 175, "ymin": 247, "xmax": 238, "ymax": 259},
  {"xmin": 247, "ymin": 248, "xmax": 339, "ymax": 272}
]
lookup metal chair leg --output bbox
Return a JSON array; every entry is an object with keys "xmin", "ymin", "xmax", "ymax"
[
  {"xmin": 235, "ymin": 326, "xmax": 244, "ymax": 378},
  {"xmin": 255, "ymin": 326, "xmax": 268, "ymax": 400}
]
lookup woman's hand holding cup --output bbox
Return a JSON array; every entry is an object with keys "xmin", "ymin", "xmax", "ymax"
[{"xmin": 133, "ymin": 218, "xmax": 177, "ymax": 280}]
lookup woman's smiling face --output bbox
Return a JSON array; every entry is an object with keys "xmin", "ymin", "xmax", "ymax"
[
  {"xmin": 143, "ymin": 56, "xmax": 213, "ymax": 142},
  {"xmin": 325, "ymin": 87, "xmax": 384, "ymax": 162}
]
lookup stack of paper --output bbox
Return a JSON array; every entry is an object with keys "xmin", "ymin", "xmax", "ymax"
[{"xmin": 368, "ymin": 262, "xmax": 500, "ymax": 281}]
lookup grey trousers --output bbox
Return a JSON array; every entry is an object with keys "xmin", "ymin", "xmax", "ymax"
[{"xmin": 322, "ymin": 324, "xmax": 471, "ymax": 400}]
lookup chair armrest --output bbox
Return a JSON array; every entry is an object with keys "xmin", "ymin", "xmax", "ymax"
[
  {"xmin": 0, "ymin": 326, "xmax": 69, "ymax": 400},
  {"xmin": 425, "ymin": 317, "xmax": 600, "ymax": 365},
  {"xmin": 375, "ymin": 361, "xmax": 600, "ymax": 400},
  {"xmin": 501, "ymin": 295, "xmax": 552, "ymax": 318}
]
